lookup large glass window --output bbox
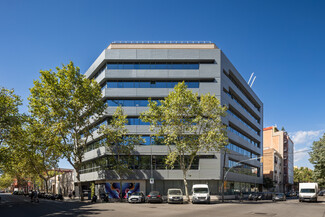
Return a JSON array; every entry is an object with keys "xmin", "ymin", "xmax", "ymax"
[
  {"xmin": 228, "ymin": 126, "xmax": 260, "ymax": 148},
  {"xmin": 103, "ymin": 80, "xmax": 200, "ymax": 89},
  {"xmin": 107, "ymin": 62, "xmax": 200, "ymax": 70},
  {"xmin": 228, "ymin": 159, "xmax": 259, "ymax": 177}
]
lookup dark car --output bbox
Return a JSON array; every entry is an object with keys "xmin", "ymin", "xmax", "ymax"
[
  {"xmin": 318, "ymin": 190, "xmax": 325, "ymax": 196},
  {"xmin": 272, "ymin": 193, "xmax": 286, "ymax": 202},
  {"xmin": 146, "ymin": 191, "xmax": 163, "ymax": 203}
]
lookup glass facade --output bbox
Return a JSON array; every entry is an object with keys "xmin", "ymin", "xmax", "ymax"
[
  {"xmin": 224, "ymin": 89, "xmax": 260, "ymax": 124},
  {"xmin": 79, "ymin": 154, "xmax": 215, "ymax": 174},
  {"xmin": 227, "ymin": 110, "xmax": 260, "ymax": 135},
  {"xmin": 227, "ymin": 143, "xmax": 260, "ymax": 159},
  {"xmin": 102, "ymin": 80, "xmax": 200, "ymax": 90},
  {"xmin": 228, "ymin": 159, "xmax": 259, "ymax": 177},
  {"xmin": 107, "ymin": 99, "xmax": 161, "ymax": 107},
  {"xmin": 228, "ymin": 126, "xmax": 260, "ymax": 148},
  {"xmin": 107, "ymin": 63, "xmax": 199, "ymax": 70}
]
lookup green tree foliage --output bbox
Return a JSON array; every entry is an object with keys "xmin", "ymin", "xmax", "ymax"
[
  {"xmin": 263, "ymin": 177, "xmax": 274, "ymax": 191},
  {"xmin": 309, "ymin": 134, "xmax": 325, "ymax": 187},
  {"xmin": 99, "ymin": 106, "xmax": 143, "ymax": 200},
  {"xmin": 0, "ymin": 173, "xmax": 14, "ymax": 190},
  {"xmin": 19, "ymin": 117, "xmax": 61, "ymax": 192},
  {"xmin": 29, "ymin": 62, "xmax": 106, "ymax": 199},
  {"xmin": 0, "ymin": 87, "xmax": 22, "ymax": 167},
  {"xmin": 294, "ymin": 167, "xmax": 314, "ymax": 184},
  {"xmin": 140, "ymin": 82, "xmax": 228, "ymax": 202}
]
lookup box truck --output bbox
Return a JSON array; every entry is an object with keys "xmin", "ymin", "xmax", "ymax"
[{"xmin": 299, "ymin": 183, "xmax": 318, "ymax": 202}]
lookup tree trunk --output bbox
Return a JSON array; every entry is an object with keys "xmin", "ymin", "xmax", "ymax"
[
  {"xmin": 119, "ymin": 179, "xmax": 123, "ymax": 202},
  {"xmin": 76, "ymin": 172, "xmax": 84, "ymax": 201},
  {"xmin": 183, "ymin": 172, "xmax": 190, "ymax": 202},
  {"xmin": 45, "ymin": 180, "xmax": 48, "ymax": 193}
]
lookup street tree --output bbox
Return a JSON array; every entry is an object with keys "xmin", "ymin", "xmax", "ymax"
[
  {"xmin": 0, "ymin": 173, "xmax": 14, "ymax": 190},
  {"xmin": 309, "ymin": 134, "xmax": 325, "ymax": 188},
  {"xmin": 20, "ymin": 117, "xmax": 61, "ymax": 193},
  {"xmin": 29, "ymin": 62, "xmax": 106, "ymax": 200},
  {"xmin": 0, "ymin": 87, "xmax": 22, "ymax": 166},
  {"xmin": 294, "ymin": 166, "xmax": 314, "ymax": 184},
  {"xmin": 140, "ymin": 82, "xmax": 228, "ymax": 202},
  {"xmin": 99, "ymin": 106, "xmax": 143, "ymax": 201}
]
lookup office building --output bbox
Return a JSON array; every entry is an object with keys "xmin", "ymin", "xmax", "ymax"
[{"xmin": 80, "ymin": 41, "xmax": 263, "ymax": 198}]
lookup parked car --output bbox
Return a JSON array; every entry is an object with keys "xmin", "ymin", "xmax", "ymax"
[
  {"xmin": 146, "ymin": 191, "xmax": 163, "ymax": 203},
  {"xmin": 128, "ymin": 192, "xmax": 145, "ymax": 203},
  {"xmin": 272, "ymin": 193, "xmax": 286, "ymax": 202},
  {"xmin": 318, "ymin": 190, "xmax": 325, "ymax": 196},
  {"xmin": 248, "ymin": 193, "xmax": 262, "ymax": 201},
  {"xmin": 167, "ymin": 189, "xmax": 183, "ymax": 204},
  {"xmin": 192, "ymin": 184, "xmax": 210, "ymax": 204}
]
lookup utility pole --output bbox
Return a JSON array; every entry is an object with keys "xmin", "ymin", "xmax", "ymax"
[{"xmin": 221, "ymin": 149, "xmax": 226, "ymax": 203}]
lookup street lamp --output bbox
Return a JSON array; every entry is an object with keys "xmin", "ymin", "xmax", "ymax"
[{"xmin": 221, "ymin": 156, "xmax": 263, "ymax": 202}]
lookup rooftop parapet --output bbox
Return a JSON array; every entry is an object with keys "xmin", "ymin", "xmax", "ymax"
[{"xmin": 107, "ymin": 41, "xmax": 218, "ymax": 49}]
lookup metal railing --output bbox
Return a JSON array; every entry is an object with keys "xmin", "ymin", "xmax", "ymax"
[{"xmin": 111, "ymin": 41, "xmax": 213, "ymax": 44}]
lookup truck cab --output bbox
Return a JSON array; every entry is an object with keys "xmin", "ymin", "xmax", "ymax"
[{"xmin": 192, "ymin": 184, "xmax": 210, "ymax": 204}]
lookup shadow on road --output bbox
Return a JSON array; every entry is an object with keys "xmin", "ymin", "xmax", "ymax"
[{"xmin": 0, "ymin": 194, "xmax": 111, "ymax": 217}]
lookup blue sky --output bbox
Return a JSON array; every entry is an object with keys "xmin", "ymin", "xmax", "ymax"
[{"xmin": 1, "ymin": 0, "xmax": 324, "ymax": 169}]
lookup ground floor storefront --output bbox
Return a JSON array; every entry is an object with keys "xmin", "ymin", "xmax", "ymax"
[{"xmin": 78, "ymin": 179, "xmax": 262, "ymax": 199}]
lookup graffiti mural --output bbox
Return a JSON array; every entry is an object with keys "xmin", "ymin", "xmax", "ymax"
[{"xmin": 105, "ymin": 182, "xmax": 140, "ymax": 199}]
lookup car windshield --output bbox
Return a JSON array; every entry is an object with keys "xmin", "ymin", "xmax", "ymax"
[
  {"xmin": 276, "ymin": 193, "xmax": 284, "ymax": 196},
  {"xmin": 131, "ymin": 192, "xmax": 142, "ymax": 196},
  {"xmin": 169, "ymin": 190, "xmax": 182, "ymax": 195},
  {"xmin": 194, "ymin": 188, "xmax": 208, "ymax": 193},
  {"xmin": 149, "ymin": 191, "xmax": 160, "ymax": 196},
  {"xmin": 301, "ymin": 189, "xmax": 315, "ymax": 193}
]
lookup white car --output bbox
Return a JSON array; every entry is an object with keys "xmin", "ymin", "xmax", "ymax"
[
  {"xmin": 167, "ymin": 188, "xmax": 183, "ymax": 204},
  {"xmin": 128, "ymin": 192, "xmax": 145, "ymax": 203}
]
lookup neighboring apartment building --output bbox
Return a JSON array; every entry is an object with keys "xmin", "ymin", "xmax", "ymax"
[
  {"xmin": 263, "ymin": 126, "xmax": 294, "ymax": 192},
  {"xmin": 49, "ymin": 169, "xmax": 74, "ymax": 196},
  {"xmin": 263, "ymin": 147, "xmax": 283, "ymax": 192},
  {"xmin": 80, "ymin": 41, "xmax": 263, "ymax": 198}
]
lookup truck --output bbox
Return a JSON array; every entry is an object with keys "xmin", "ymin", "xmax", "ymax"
[
  {"xmin": 299, "ymin": 183, "xmax": 318, "ymax": 202},
  {"xmin": 192, "ymin": 184, "xmax": 210, "ymax": 204}
]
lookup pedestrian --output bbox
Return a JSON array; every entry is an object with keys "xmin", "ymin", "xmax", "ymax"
[
  {"xmin": 30, "ymin": 190, "xmax": 34, "ymax": 202},
  {"xmin": 72, "ymin": 190, "xmax": 75, "ymax": 199},
  {"xmin": 240, "ymin": 190, "xmax": 243, "ymax": 203},
  {"xmin": 69, "ymin": 191, "xmax": 72, "ymax": 199}
]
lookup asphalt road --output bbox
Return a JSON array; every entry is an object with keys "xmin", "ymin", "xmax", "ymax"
[{"xmin": 1, "ymin": 193, "xmax": 324, "ymax": 217}]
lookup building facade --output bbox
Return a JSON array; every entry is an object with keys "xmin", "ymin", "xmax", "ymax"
[
  {"xmin": 263, "ymin": 126, "xmax": 294, "ymax": 192},
  {"xmin": 263, "ymin": 147, "xmax": 283, "ymax": 192},
  {"xmin": 80, "ymin": 42, "xmax": 263, "ymax": 198}
]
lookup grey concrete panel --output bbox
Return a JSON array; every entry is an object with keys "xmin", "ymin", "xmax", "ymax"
[
  {"xmin": 84, "ymin": 50, "xmax": 106, "ymax": 77},
  {"xmin": 138, "ymin": 49, "xmax": 169, "ymax": 59},
  {"xmin": 199, "ymin": 64, "xmax": 220, "ymax": 78},
  {"xmin": 118, "ymin": 49, "xmax": 137, "ymax": 59},
  {"xmin": 199, "ymin": 49, "xmax": 220, "ymax": 60},
  {"xmin": 199, "ymin": 82, "xmax": 220, "ymax": 95},
  {"xmin": 167, "ymin": 49, "xmax": 200, "ymax": 59}
]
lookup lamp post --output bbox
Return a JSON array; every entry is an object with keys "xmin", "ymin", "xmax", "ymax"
[{"xmin": 221, "ymin": 156, "xmax": 263, "ymax": 202}]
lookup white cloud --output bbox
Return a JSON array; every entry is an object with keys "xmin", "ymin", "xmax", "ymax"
[
  {"xmin": 290, "ymin": 130, "xmax": 324, "ymax": 145},
  {"xmin": 289, "ymin": 129, "xmax": 324, "ymax": 168},
  {"xmin": 294, "ymin": 147, "xmax": 309, "ymax": 163}
]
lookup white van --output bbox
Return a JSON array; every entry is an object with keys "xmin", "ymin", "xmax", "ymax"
[
  {"xmin": 192, "ymin": 184, "xmax": 210, "ymax": 204},
  {"xmin": 299, "ymin": 183, "xmax": 318, "ymax": 202}
]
